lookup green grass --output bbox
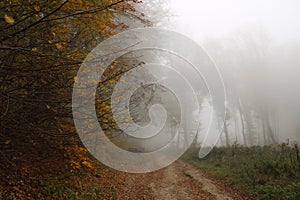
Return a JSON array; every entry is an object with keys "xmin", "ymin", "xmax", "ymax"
[{"xmin": 182, "ymin": 144, "xmax": 300, "ymax": 200}]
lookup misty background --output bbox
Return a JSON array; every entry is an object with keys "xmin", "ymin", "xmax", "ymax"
[{"xmin": 131, "ymin": 0, "xmax": 300, "ymax": 148}]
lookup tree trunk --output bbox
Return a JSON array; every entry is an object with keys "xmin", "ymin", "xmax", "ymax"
[
  {"xmin": 238, "ymin": 99, "xmax": 247, "ymax": 146},
  {"xmin": 262, "ymin": 119, "xmax": 267, "ymax": 145},
  {"xmin": 224, "ymin": 119, "xmax": 230, "ymax": 147}
]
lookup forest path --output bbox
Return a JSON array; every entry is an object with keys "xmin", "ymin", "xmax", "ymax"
[
  {"xmin": 145, "ymin": 160, "xmax": 245, "ymax": 200},
  {"xmin": 74, "ymin": 159, "xmax": 247, "ymax": 199}
]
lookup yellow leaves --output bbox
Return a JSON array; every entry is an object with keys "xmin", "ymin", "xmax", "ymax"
[
  {"xmin": 70, "ymin": 160, "xmax": 81, "ymax": 171},
  {"xmin": 100, "ymin": 102, "xmax": 106, "ymax": 107},
  {"xmin": 4, "ymin": 14, "xmax": 14, "ymax": 25},
  {"xmin": 78, "ymin": 147, "xmax": 87, "ymax": 153},
  {"xmin": 46, "ymin": 104, "xmax": 51, "ymax": 109},
  {"xmin": 97, "ymin": 101, "xmax": 110, "ymax": 115},
  {"xmin": 98, "ymin": 107, "xmax": 109, "ymax": 115},
  {"xmin": 82, "ymin": 161, "xmax": 93, "ymax": 168},
  {"xmin": 63, "ymin": 145, "xmax": 96, "ymax": 173},
  {"xmin": 99, "ymin": 22, "xmax": 108, "ymax": 31},
  {"xmin": 108, "ymin": 79, "xmax": 117, "ymax": 85},
  {"xmin": 82, "ymin": 161, "xmax": 96, "ymax": 172}
]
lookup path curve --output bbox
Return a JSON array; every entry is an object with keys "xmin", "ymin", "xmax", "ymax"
[{"xmin": 146, "ymin": 160, "xmax": 245, "ymax": 200}]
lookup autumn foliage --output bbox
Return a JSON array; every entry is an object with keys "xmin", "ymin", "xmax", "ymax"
[{"xmin": 0, "ymin": 0, "xmax": 145, "ymax": 198}]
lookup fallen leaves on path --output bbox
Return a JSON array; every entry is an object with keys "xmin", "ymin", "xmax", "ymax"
[{"xmin": 76, "ymin": 159, "xmax": 248, "ymax": 200}]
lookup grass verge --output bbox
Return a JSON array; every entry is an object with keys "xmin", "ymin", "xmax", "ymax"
[{"xmin": 182, "ymin": 144, "xmax": 300, "ymax": 200}]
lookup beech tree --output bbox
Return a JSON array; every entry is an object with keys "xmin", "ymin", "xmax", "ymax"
[{"xmin": 0, "ymin": 0, "xmax": 146, "ymax": 174}]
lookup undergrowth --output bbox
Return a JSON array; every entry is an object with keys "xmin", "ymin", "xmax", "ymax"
[{"xmin": 182, "ymin": 143, "xmax": 300, "ymax": 200}]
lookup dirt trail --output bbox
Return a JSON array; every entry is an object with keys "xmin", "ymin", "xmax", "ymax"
[
  {"xmin": 147, "ymin": 160, "xmax": 245, "ymax": 200},
  {"xmin": 71, "ymin": 159, "xmax": 246, "ymax": 200}
]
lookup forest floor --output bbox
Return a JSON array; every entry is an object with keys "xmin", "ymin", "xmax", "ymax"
[
  {"xmin": 0, "ymin": 132, "xmax": 247, "ymax": 199},
  {"xmin": 70, "ymin": 159, "xmax": 247, "ymax": 200},
  {"xmin": 2, "ymin": 135, "xmax": 299, "ymax": 199},
  {"xmin": 2, "ymin": 145, "xmax": 299, "ymax": 199},
  {"xmin": 146, "ymin": 160, "xmax": 246, "ymax": 200},
  {"xmin": 1, "ymin": 158, "xmax": 248, "ymax": 199}
]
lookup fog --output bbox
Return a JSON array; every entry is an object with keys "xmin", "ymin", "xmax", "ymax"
[
  {"xmin": 166, "ymin": 0, "xmax": 300, "ymax": 145},
  {"xmin": 169, "ymin": 0, "xmax": 300, "ymax": 43},
  {"xmin": 130, "ymin": 0, "xmax": 300, "ymax": 149}
]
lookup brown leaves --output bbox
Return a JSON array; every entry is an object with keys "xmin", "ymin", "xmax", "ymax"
[{"xmin": 34, "ymin": 5, "xmax": 40, "ymax": 12}]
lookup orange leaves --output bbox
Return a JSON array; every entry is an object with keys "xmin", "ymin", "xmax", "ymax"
[
  {"xmin": 33, "ymin": 5, "xmax": 40, "ymax": 12},
  {"xmin": 109, "ymin": 65, "xmax": 115, "ymax": 70},
  {"xmin": 49, "ymin": 0, "xmax": 134, "ymax": 50},
  {"xmin": 55, "ymin": 43, "xmax": 63, "ymax": 49},
  {"xmin": 70, "ymin": 160, "xmax": 81, "ymax": 171},
  {"xmin": 63, "ymin": 145, "xmax": 96, "ymax": 173},
  {"xmin": 108, "ymin": 22, "xmax": 117, "ymax": 29},
  {"xmin": 98, "ymin": 20, "xmax": 118, "ymax": 34},
  {"xmin": 82, "ymin": 161, "xmax": 94, "ymax": 169},
  {"xmin": 99, "ymin": 22, "xmax": 108, "ymax": 31},
  {"xmin": 47, "ymin": 28, "xmax": 67, "ymax": 50}
]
